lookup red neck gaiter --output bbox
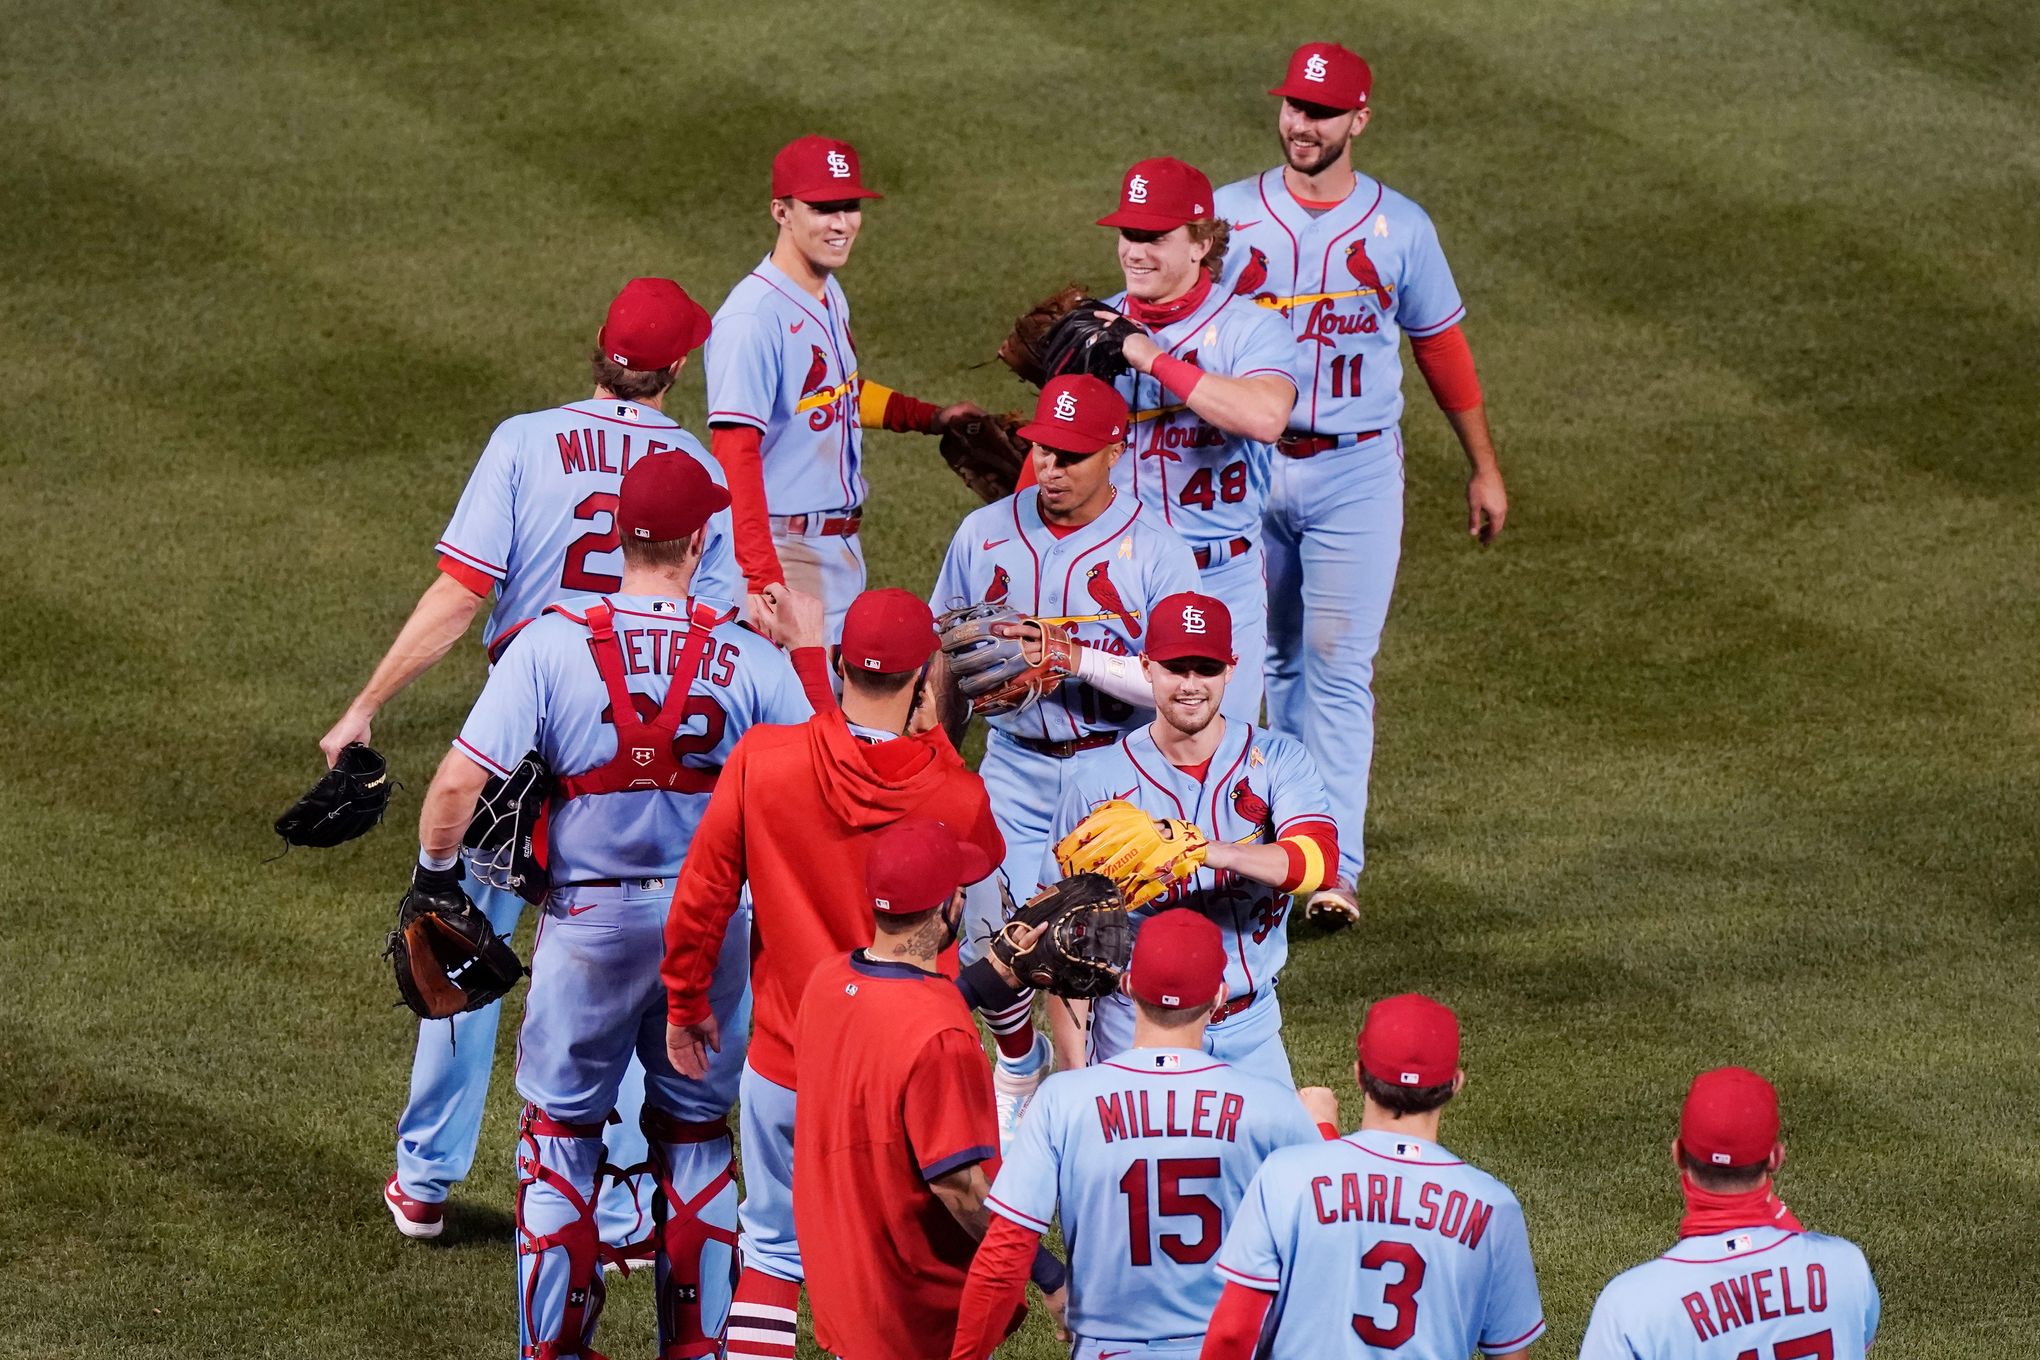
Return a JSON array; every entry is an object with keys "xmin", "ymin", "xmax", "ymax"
[
  {"xmin": 1124, "ymin": 269, "xmax": 1214, "ymax": 328},
  {"xmin": 1677, "ymin": 1173, "xmax": 1804, "ymax": 1239}
]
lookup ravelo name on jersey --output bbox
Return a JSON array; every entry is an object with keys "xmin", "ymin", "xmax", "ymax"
[{"xmin": 1677, "ymin": 1255, "xmax": 1837, "ymax": 1344}]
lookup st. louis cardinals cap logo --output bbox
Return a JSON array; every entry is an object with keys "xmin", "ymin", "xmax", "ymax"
[
  {"xmin": 1304, "ymin": 52, "xmax": 1328, "ymax": 82},
  {"xmin": 826, "ymin": 149, "xmax": 850, "ymax": 178},
  {"xmin": 1180, "ymin": 603, "xmax": 1206, "ymax": 634},
  {"xmin": 1053, "ymin": 389, "xmax": 1079, "ymax": 421},
  {"xmin": 1127, "ymin": 173, "xmax": 1149, "ymax": 204}
]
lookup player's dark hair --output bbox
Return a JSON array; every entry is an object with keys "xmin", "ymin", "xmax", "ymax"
[
  {"xmin": 618, "ymin": 530, "xmax": 703, "ymax": 570},
  {"xmin": 1360, "ymin": 1068, "xmax": 1456, "ymax": 1117},
  {"xmin": 590, "ymin": 348, "xmax": 678, "ymax": 404},
  {"xmin": 872, "ymin": 905, "xmax": 942, "ymax": 936},
  {"xmin": 1187, "ymin": 218, "xmax": 1231, "ymax": 276},
  {"xmin": 841, "ymin": 665, "xmax": 920, "ymax": 698},
  {"xmin": 1678, "ymin": 1146, "xmax": 1771, "ymax": 1193},
  {"xmin": 1133, "ymin": 996, "xmax": 1216, "ymax": 1028}
]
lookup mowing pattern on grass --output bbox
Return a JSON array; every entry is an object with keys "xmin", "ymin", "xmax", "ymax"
[{"xmin": 1, "ymin": 1, "xmax": 2034, "ymax": 1356}]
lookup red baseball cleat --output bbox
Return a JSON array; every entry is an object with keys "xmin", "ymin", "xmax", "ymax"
[{"xmin": 383, "ymin": 1174, "xmax": 444, "ymax": 1240}]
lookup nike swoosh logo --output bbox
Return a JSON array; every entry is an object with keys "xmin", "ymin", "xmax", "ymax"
[
  {"xmin": 566, "ymin": 903, "xmax": 600, "ymax": 916},
  {"xmin": 982, "ymin": 537, "xmax": 1009, "ymax": 551},
  {"xmin": 790, "ymin": 320, "xmax": 805, "ymax": 333},
  {"xmin": 1231, "ymin": 219, "xmax": 1262, "ymax": 230}
]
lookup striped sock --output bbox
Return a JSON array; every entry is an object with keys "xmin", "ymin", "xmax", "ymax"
[
  {"xmin": 983, "ymin": 992, "xmax": 1038, "ymax": 1061},
  {"xmin": 723, "ymin": 1268, "xmax": 799, "ymax": 1360}
]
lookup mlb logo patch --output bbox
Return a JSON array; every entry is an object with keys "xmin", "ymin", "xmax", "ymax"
[
  {"xmin": 1395, "ymin": 1141, "xmax": 1421, "ymax": 1158},
  {"xmin": 1152, "ymin": 1053, "xmax": 1182, "ymax": 1069},
  {"xmin": 1726, "ymin": 1233, "xmax": 1754, "ymax": 1252}
]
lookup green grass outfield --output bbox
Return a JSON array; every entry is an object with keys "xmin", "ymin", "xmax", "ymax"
[{"xmin": 2, "ymin": 0, "xmax": 2035, "ymax": 1355}]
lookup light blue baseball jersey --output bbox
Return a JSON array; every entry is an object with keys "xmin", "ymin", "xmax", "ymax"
[
  {"xmin": 1580, "ymin": 1226, "xmax": 1879, "ymax": 1360},
  {"xmin": 1216, "ymin": 1129, "xmax": 1546, "ymax": 1359},
  {"xmin": 705, "ymin": 256, "xmax": 865, "ymax": 514},
  {"xmin": 1040, "ymin": 722, "xmax": 1334, "ymax": 1000},
  {"xmin": 1213, "ymin": 169, "xmax": 1465, "ymax": 436},
  {"xmin": 931, "ymin": 490, "xmax": 1199, "ymax": 743},
  {"xmin": 437, "ymin": 401, "xmax": 741, "ymax": 651},
  {"xmin": 454, "ymin": 592, "xmax": 811, "ymax": 883},
  {"xmin": 987, "ymin": 1048, "xmax": 1320, "ymax": 1343},
  {"xmin": 1103, "ymin": 287, "xmax": 1296, "ymax": 549}
]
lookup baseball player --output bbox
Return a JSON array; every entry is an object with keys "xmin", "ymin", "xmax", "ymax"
[
  {"xmin": 320, "ymin": 277, "xmax": 740, "ymax": 1244},
  {"xmin": 706, "ymin": 133, "xmax": 986, "ymax": 641},
  {"xmin": 1093, "ymin": 155, "xmax": 1298, "ymax": 722},
  {"xmin": 950, "ymin": 910, "xmax": 1337, "ymax": 1360},
  {"xmin": 410, "ymin": 452, "xmax": 812, "ymax": 1359},
  {"xmin": 1203, "ymin": 994, "xmax": 1546, "ymax": 1360},
  {"xmin": 659, "ymin": 588, "xmax": 1024, "ymax": 1360},
  {"xmin": 1214, "ymin": 42, "xmax": 1510, "ymax": 922},
  {"xmin": 1041, "ymin": 592, "xmax": 1338, "ymax": 1086},
  {"xmin": 932, "ymin": 373, "xmax": 1199, "ymax": 1124},
  {"xmin": 1579, "ymin": 1067, "xmax": 1881, "ymax": 1359}
]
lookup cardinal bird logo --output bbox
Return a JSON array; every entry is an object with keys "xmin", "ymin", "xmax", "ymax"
[
  {"xmin": 1085, "ymin": 563, "xmax": 1140, "ymax": 637},
  {"xmin": 1232, "ymin": 246, "xmax": 1270, "ymax": 299},
  {"xmin": 1230, "ymin": 777, "xmax": 1272, "ymax": 832},
  {"xmin": 1344, "ymin": 241, "xmax": 1393, "ymax": 308},
  {"xmin": 799, "ymin": 344, "xmax": 829, "ymax": 396},
  {"xmin": 985, "ymin": 564, "xmax": 1010, "ymax": 605}
]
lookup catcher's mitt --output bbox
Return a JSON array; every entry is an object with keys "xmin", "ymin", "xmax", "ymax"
[
  {"xmin": 384, "ymin": 866, "xmax": 525, "ymax": 1020},
  {"xmin": 998, "ymin": 283, "xmax": 1089, "ymax": 388},
  {"xmin": 938, "ymin": 412, "xmax": 1029, "ymax": 503},
  {"xmin": 991, "ymin": 873, "xmax": 1131, "ymax": 999},
  {"xmin": 462, "ymin": 751, "xmax": 553, "ymax": 906},
  {"xmin": 274, "ymin": 743, "xmax": 393, "ymax": 848},
  {"xmin": 1035, "ymin": 303, "xmax": 1143, "ymax": 386},
  {"xmin": 936, "ymin": 601, "xmax": 1078, "ymax": 717},
  {"xmin": 1054, "ymin": 799, "xmax": 1209, "ymax": 909}
]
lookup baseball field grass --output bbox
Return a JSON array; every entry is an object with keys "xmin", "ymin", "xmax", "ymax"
[{"xmin": 2, "ymin": 0, "xmax": 2035, "ymax": 1355}]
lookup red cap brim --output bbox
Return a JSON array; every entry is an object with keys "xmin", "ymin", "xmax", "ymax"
[
  {"xmin": 1096, "ymin": 207, "xmax": 1194, "ymax": 231},
  {"xmin": 784, "ymin": 184, "xmax": 884, "ymax": 203},
  {"xmin": 1013, "ymin": 421, "xmax": 1112, "ymax": 454},
  {"xmin": 1268, "ymin": 81, "xmax": 1365, "ymax": 111}
]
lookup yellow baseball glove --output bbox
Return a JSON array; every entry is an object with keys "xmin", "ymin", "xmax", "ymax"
[{"xmin": 1053, "ymin": 799, "xmax": 1208, "ymax": 909}]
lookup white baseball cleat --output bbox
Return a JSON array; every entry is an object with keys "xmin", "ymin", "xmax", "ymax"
[
  {"xmin": 383, "ymin": 1174, "xmax": 445, "ymax": 1240},
  {"xmin": 994, "ymin": 1039, "xmax": 1051, "ymax": 1148},
  {"xmin": 1304, "ymin": 883, "xmax": 1361, "ymax": 932}
]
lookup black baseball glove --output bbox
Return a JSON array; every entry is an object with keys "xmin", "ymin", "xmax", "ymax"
[
  {"xmin": 384, "ymin": 864, "xmax": 525, "ymax": 1020},
  {"xmin": 462, "ymin": 751, "xmax": 553, "ymax": 906},
  {"xmin": 991, "ymin": 873, "xmax": 1131, "ymax": 1000},
  {"xmin": 1035, "ymin": 302, "xmax": 1142, "ymax": 384},
  {"xmin": 274, "ymin": 743, "xmax": 393, "ymax": 848}
]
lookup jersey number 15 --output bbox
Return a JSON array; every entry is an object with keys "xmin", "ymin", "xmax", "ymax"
[{"xmin": 1118, "ymin": 1157, "xmax": 1221, "ymax": 1266}]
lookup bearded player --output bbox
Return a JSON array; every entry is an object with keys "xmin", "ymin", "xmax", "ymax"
[
  {"xmin": 951, "ymin": 910, "xmax": 1337, "ymax": 1360},
  {"xmin": 1090, "ymin": 156, "xmax": 1296, "ymax": 722},
  {"xmin": 1214, "ymin": 42, "xmax": 1510, "ymax": 923},
  {"xmin": 318, "ymin": 277, "xmax": 739, "ymax": 1244},
  {"xmin": 1203, "ymin": 995, "xmax": 1546, "ymax": 1360},
  {"xmin": 1579, "ymin": 1067, "xmax": 1880, "ymax": 1359},
  {"xmin": 707, "ymin": 134, "xmax": 986, "ymax": 640},
  {"xmin": 932, "ymin": 374, "xmax": 1199, "ymax": 1133},
  {"xmin": 1039, "ymin": 593, "xmax": 1336, "ymax": 1085},
  {"xmin": 411, "ymin": 453, "xmax": 813, "ymax": 1359}
]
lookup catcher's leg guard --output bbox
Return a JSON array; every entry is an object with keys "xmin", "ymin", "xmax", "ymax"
[
  {"xmin": 643, "ymin": 1108, "xmax": 738, "ymax": 1360},
  {"xmin": 515, "ymin": 1106, "xmax": 611, "ymax": 1360}
]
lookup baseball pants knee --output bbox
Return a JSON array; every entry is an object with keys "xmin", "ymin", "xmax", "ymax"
[
  {"xmin": 735, "ymin": 1065, "xmax": 802, "ymax": 1283},
  {"xmin": 1199, "ymin": 547, "xmax": 1267, "ymax": 724}
]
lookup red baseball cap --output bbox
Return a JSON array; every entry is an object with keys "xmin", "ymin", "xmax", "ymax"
[
  {"xmin": 1357, "ymin": 994, "xmax": 1460, "ymax": 1088},
  {"xmin": 1015, "ymin": 374, "xmax": 1129, "ymax": 454},
  {"xmin": 771, "ymin": 134, "xmax": 882, "ymax": 202},
  {"xmin": 1144, "ymin": 592, "xmax": 1235, "ymax": 665},
  {"xmin": 867, "ymin": 815, "xmax": 993, "ymax": 915},
  {"xmin": 598, "ymin": 278, "xmax": 712, "ymax": 371},
  {"xmin": 617, "ymin": 452, "xmax": 731, "ymax": 543},
  {"xmin": 1269, "ymin": 42, "xmax": 1372, "ymax": 112},
  {"xmin": 841, "ymin": 588, "xmax": 938, "ymax": 673},
  {"xmin": 1679, "ymin": 1067, "xmax": 1782, "ymax": 1168},
  {"xmin": 1127, "ymin": 909, "xmax": 1227, "ymax": 1009},
  {"xmin": 1097, "ymin": 157, "xmax": 1216, "ymax": 232}
]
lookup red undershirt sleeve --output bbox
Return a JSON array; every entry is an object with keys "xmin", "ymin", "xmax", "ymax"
[
  {"xmin": 1408, "ymin": 323, "xmax": 1484, "ymax": 413},
  {"xmin": 1199, "ymin": 1281, "xmax": 1276, "ymax": 1360},
  {"xmin": 708, "ymin": 424, "xmax": 784, "ymax": 592},
  {"xmin": 790, "ymin": 646, "xmax": 838, "ymax": 713},
  {"xmin": 435, "ymin": 553, "xmax": 495, "ymax": 597},
  {"xmin": 948, "ymin": 1215, "xmax": 1037, "ymax": 1360}
]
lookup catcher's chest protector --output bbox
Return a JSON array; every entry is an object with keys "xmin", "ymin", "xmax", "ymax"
[{"xmin": 550, "ymin": 599, "xmax": 734, "ymax": 801}]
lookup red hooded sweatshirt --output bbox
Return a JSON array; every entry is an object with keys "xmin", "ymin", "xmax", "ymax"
[{"xmin": 661, "ymin": 716, "xmax": 1005, "ymax": 1089}]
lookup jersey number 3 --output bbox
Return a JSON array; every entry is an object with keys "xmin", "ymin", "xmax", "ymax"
[
  {"xmin": 1353, "ymin": 1240, "xmax": 1425, "ymax": 1348},
  {"xmin": 1118, "ymin": 1157, "xmax": 1222, "ymax": 1266}
]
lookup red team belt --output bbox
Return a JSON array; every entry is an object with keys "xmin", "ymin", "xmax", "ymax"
[
  {"xmin": 1192, "ymin": 537, "xmax": 1252, "ymax": 569},
  {"xmin": 771, "ymin": 511, "xmax": 863, "ymax": 537},
  {"xmin": 1277, "ymin": 429, "xmax": 1382, "ymax": 459},
  {"xmin": 1014, "ymin": 731, "xmax": 1120, "ymax": 760},
  {"xmin": 1212, "ymin": 989, "xmax": 1258, "ymax": 1023}
]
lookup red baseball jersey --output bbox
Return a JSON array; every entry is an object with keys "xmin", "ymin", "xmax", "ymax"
[{"xmin": 794, "ymin": 951, "xmax": 1005, "ymax": 1360}]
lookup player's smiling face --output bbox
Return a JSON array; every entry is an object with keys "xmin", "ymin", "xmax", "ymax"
[
  {"xmin": 1146, "ymin": 656, "xmax": 1232, "ymax": 735},
  {"xmin": 1031, "ymin": 440, "xmax": 1123, "ymax": 520},
  {"xmin": 1117, "ymin": 227, "xmax": 1206, "ymax": 304},
  {"xmin": 775, "ymin": 197, "xmax": 863, "ymax": 272},
  {"xmin": 1278, "ymin": 97, "xmax": 1367, "ymax": 176}
]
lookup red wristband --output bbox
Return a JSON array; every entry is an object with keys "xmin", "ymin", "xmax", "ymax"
[
  {"xmin": 1151, "ymin": 352, "xmax": 1205, "ymax": 402},
  {"xmin": 884, "ymin": 390, "xmax": 943, "ymax": 435}
]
